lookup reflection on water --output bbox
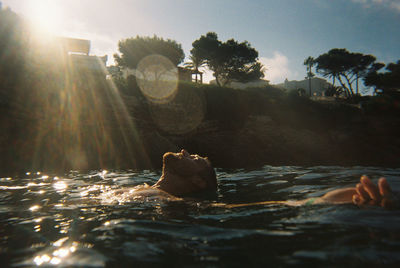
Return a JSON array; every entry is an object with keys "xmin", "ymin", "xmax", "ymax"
[{"xmin": 1, "ymin": 166, "xmax": 400, "ymax": 267}]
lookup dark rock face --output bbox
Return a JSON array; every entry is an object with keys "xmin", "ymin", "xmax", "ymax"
[
  {"xmin": 1, "ymin": 81, "xmax": 400, "ymax": 176},
  {"xmin": 163, "ymin": 115, "xmax": 400, "ymax": 169}
]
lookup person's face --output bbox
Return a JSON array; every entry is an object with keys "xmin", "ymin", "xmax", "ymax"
[
  {"xmin": 164, "ymin": 149, "xmax": 210, "ymax": 175},
  {"xmin": 162, "ymin": 149, "xmax": 213, "ymax": 193}
]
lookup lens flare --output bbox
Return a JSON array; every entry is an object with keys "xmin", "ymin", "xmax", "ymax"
[{"xmin": 136, "ymin": 54, "xmax": 178, "ymax": 103}]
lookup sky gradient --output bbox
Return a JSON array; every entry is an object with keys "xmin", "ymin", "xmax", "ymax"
[{"xmin": 2, "ymin": 0, "xmax": 400, "ymax": 84}]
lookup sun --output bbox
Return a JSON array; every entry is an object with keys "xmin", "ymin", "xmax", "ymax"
[{"xmin": 25, "ymin": 0, "xmax": 65, "ymax": 34}]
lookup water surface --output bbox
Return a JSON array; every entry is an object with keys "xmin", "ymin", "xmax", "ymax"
[{"xmin": 1, "ymin": 166, "xmax": 400, "ymax": 267}]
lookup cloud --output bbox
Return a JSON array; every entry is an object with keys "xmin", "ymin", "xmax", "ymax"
[
  {"xmin": 351, "ymin": 0, "xmax": 400, "ymax": 13},
  {"xmin": 259, "ymin": 52, "xmax": 292, "ymax": 84}
]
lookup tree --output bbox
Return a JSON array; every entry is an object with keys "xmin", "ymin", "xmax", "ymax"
[
  {"xmin": 0, "ymin": 6, "xmax": 28, "ymax": 91},
  {"xmin": 114, "ymin": 35, "xmax": 185, "ymax": 69},
  {"xmin": 364, "ymin": 60, "xmax": 400, "ymax": 96},
  {"xmin": 314, "ymin": 48, "xmax": 378, "ymax": 98},
  {"xmin": 190, "ymin": 32, "xmax": 264, "ymax": 86},
  {"xmin": 324, "ymin": 85, "xmax": 344, "ymax": 97},
  {"xmin": 303, "ymin": 56, "xmax": 315, "ymax": 96}
]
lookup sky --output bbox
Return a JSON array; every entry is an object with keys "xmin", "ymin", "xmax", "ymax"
[{"xmin": 2, "ymin": 0, "xmax": 400, "ymax": 85}]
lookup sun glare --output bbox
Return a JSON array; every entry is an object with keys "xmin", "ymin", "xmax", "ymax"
[{"xmin": 25, "ymin": 0, "xmax": 65, "ymax": 34}]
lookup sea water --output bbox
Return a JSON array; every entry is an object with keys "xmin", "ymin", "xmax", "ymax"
[{"xmin": 1, "ymin": 166, "xmax": 400, "ymax": 267}]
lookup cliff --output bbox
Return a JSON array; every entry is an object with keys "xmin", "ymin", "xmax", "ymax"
[{"xmin": 1, "ymin": 80, "xmax": 399, "ymax": 175}]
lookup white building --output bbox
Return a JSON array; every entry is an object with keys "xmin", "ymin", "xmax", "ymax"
[{"xmin": 276, "ymin": 77, "xmax": 331, "ymax": 96}]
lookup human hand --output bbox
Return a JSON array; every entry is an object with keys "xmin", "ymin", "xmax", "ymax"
[{"xmin": 352, "ymin": 176, "xmax": 397, "ymax": 208}]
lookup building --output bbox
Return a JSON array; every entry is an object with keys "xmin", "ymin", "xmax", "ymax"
[
  {"xmin": 209, "ymin": 78, "xmax": 270, "ymax": 89},
  {"xmin": 56, "ymin": 37, "xmax": 108, "ymax": 73},
  {"xmin": 69, "ymin": 54, "xmax": 107, "ymax": 72},
  {"xmin": 276, "ymin": 77, "xmax": 331, "ymax": 96},
  {"xmin": 56, "ymin": 37, "xmax": 91, "ymax": 55}
]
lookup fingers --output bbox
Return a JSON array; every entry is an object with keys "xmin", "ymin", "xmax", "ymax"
[
  {"xmin": 352, "ymin": 194, "xmax": 362, "ymax": 205},
  {"xmin": 378, "ymin": 177, "xmax": 397, "ymax": 209},
  {"xmin": 356, "ymin": 183, "xmax": 370, "ymax": 201},
  {"xmin": 378, "ymin": 177, "xmax": 392, "ymax": 196},
  {"xmin": 360, "ymin": 176, "xmax": 381, "ymax": 202},
  {"xmin": 354, "ymin": 176, "xmax": 396, "ymax": 208}
]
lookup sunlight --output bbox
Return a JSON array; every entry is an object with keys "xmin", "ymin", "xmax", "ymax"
[
  {"xmin": 53, "ymin": 181, "xmax": 68, "ymax": 191},
  {"xmin": 53, "ymin": 248, "xmax": 70, "ymax": 258},
  {"xmin": 33, "ymin": 254, "xmax": 50, "ymax": 266},
  {"xmin": 25, "ymin": 0, "xmax": 65, "ymax": 34},
  {"xmin": 31, "ymin": 241, "xmax": 82, "ymax": 266},
  {"xmin": 53, "ymin": 237, "xmax": 69, "ymax": 247},
  {"xmin": 29, "ymin": 205, "xmax": 41, "ymax": 212}
]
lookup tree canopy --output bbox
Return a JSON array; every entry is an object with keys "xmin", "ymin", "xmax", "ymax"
[
  {"xmin": 0, "ymin": 6, "xmax": 28, "ymax": 90},
  {"xmin": 364, "ymin": 60, "xmax": 400, "ymax": 95},
  {"xmin": 114, "ymin": 35, "xmax": 185, "ymax": 69},
  {"xmin": 314, "ymin": 48, "xmax": 378, "ymax": 97},
  {"xmin": 190, "ymin": 32, "xmax": 264, "ymax": 86}
]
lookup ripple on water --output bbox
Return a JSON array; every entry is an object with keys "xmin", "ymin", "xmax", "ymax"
[{"xmin": 1, "ymin": 166, "xmax": 400, "ymax": 267}]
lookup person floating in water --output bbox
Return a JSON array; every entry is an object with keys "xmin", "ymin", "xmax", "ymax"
[
  {"xmin": 109, "ymin": 149, "xmax": 397, "ymax": 208},
  {"xmin": 105, "ymin": 149, "xmax": 217, "ymax": 202}
]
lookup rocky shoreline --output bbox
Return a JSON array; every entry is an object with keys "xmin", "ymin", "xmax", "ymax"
[{"xmin": 1, "ymin": 82, "xmax": 400, "ymax": 176}]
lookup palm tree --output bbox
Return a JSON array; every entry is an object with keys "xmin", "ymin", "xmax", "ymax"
[
  {"xmin": 304, "ymin": 56, "xmax": 315, "ymax": 96},
  {"xmin": 184, "ymin": 54, "xmax": 206, "ymax": 83}
]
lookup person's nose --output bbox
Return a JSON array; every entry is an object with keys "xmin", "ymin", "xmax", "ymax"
[{"xmin": 181, "ymin": 149, "xmax": 189, "ymax": 157}]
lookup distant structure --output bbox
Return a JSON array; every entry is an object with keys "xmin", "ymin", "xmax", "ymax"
[
  {"xmin": 120, "ymin": 66, "xmax": 202, "ymax": 83},
  {"xmin": 178, "ymin": 67, "xmax": 192, "ymax": 82},
  {"xmin": 57, "ymin": 37, "xmax": 91, "ymax": 55},
  {"xmin": 69, "ymin": 54, "xmax": 107, "ymax": 72},
  {"xmin": 209, "ymin": 78, "xmax": 270, "ymax": 89},
  {"xmin": 56, "ymin": 37, "xmax": 108, "ymax": 73},
  {"xmin": 276, "ymin": 77, "xmax": 331, "ymax": 96},
  {"xmin": 191, "ymin": 69, "xmax": 203, "ymax": 84}
]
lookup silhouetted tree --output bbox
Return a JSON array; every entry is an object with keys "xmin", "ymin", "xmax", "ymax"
[
  {"xmin": 114, "ymin": 35, "xmax": 185, "ymax": 69},
  {"xmin": 191, "ymin": 32, "xmax": 264, "ymax": 86},
  {"xmin": 304, "ymin": 56, "xmax": 315, "ymax": 96},
  {"xmin": 314, "ymin": 48, "xmax": 378, "ymax": 97},
  {"xmin": 0, "ymin": 6, "xmax": 28, "ymax": 93},
  {"xmin": 324, "ymin": 85, "xmax": 344, "ymax": 97},
  {"xmin": 365, "ymin": 60, "xmax": 400, "ymax": 96}
]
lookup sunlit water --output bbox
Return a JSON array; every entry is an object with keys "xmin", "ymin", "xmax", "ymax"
[{"xmin": 1, "ymin": 166, "xmax": 400, "ymax": 267}]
